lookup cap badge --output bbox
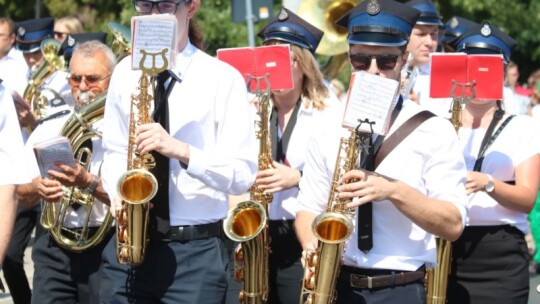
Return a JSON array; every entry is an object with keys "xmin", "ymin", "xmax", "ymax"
[
  {"xmin": 67, "ymin": 35, "xmax": 76, "ymax": 47},
  {"xmin": 18, "ymin": 27, "xmax": 26, "ymax": 37},
  {"xmin": 450, "ymin": 17, "xmax": 459, "ymax": 29},
  {"xmin": 481, "ymin": 23, "xmax": 491, "ymax": 37},
  {"xmin": 278, "ymin": 8, "xmax": 289, "ymax": 21},
  {"xmin": 367, "ymin": 0, "xmax": 381, "ymax": 15}
]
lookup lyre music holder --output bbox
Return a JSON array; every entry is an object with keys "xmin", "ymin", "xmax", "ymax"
[
  {"xmin": 355, "ymin": 118, "xmax": 376, "ymax": 169},
  {"xmin": 449, "ymin": 80, "xmax": 476, "ymax": 131}
]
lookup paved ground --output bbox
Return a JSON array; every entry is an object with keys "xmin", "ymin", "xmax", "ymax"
[{"xmin": 1, "ymin": 240, "xmax": 540, "ymax": 303}]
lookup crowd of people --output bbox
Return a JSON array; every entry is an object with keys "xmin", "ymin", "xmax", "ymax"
[{"xmin": 0, "ymin": 0, "xmax": 539, "ymax": 303}]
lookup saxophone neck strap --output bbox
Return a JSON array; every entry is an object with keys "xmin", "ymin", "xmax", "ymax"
[{"xmin": 374, "ymin": 110, "xmax": 436, "ymax": 169}]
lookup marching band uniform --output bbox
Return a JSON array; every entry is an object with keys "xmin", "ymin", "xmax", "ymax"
[
  {"xmin": 226, "ymin": 8, "xmax": 342, "ymax": 304},
  {"xmin": 446, "ymin": 22, "xmax": 540, "ymax": 304},
  {"xmin": 30, "ymin": 37, "xmax": 114, "ymax": 304},
  {"xmin": 0, "ymin": 81, "xmax": 29, "ymax": 262},
  {"xmin": 293, "ymin": 1, "xmax": 468, "ymax": 303},
  {"xmin": 99, "ymin": 2, "xmax": 257, "ymax": 302},
  {"xmin": 3, "ymin": 17, "xmax": 68, "ymax": 304}
]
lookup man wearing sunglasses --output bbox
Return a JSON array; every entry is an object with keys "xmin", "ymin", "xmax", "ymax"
[
  {"xmin": 16, "ymin": 37, "xmax": 116, "ymax": 304},
  {"xmin": 293, "ymin": 0, "xmax": 468, "ymax": 303},
  {"xmin": 99, "ymin": 0, "xmax": 257, "ymax": 303}
]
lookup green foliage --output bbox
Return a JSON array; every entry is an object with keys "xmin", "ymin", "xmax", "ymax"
[
  {"xmin": 437, "ymin": 0, "xmax": 540, "ymax": 83},
  {"xmin": 2, "ymin": 0, "xmax": 539, "ymax": 83}
]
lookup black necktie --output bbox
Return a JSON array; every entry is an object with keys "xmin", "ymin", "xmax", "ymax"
[
  {"xmin": 357, "ymin": 133, "xmax": 374, "ymax": 253},
  {"xmin": 270, "ymin": 99, "xmax": 301, "ymax": 163},
  {"xmin": 356, "ymin": 98, "xmax": 403, "ymax": 253},
  {"xmin": 150, "ymin": 71, "xmax": 174, "ymax": 235}
]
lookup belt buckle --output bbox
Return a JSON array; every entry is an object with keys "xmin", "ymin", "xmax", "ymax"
[{"xmin": 350, "ymin": 274, "xmax": 373, "ymax": 289}]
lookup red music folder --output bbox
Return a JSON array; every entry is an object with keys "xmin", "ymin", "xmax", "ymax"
[
  {"xmin": 217, "ymin": 45, "xmax": 293, "ymax": 91},
  {"xmin": 429, "ymin": 53, "xmax": 504, "ymax": 100}
]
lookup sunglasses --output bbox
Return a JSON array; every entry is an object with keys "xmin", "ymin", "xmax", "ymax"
[
  {"xmin": 68, "ymin": 74, "xmax": 111, "ymax": 87},
  {"xmin": 349, "ymin": 53, "xmax": 401, "ymax": 71},
  {"xmin": 132, "ymin": 0, "xmax": 191, "ymax": 15}
]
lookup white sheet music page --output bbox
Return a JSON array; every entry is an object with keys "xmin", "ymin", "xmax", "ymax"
[
  {"xmin": 342, "ymin": 71, "xmax": 399, "ymax": 135},
  {"xmin": 131, "ymin": 15, "xmax": 178, "ymax": 70},
  {"xmin": 33, "ymin": 135, "xmax": 76, "ymax": 178}
]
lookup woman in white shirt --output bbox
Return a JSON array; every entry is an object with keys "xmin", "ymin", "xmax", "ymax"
[{"xmin": 447, "ymin": 22, "xmax": 540, "ymax": 304}]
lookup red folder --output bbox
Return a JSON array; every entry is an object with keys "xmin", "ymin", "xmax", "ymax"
[
  {"xmin": 217, "ymin": 45, "xmax": 293, "ymax": 91},
  {"xmin": 429, "ymin": 53, "xmax": 504, "ymax": 100}
]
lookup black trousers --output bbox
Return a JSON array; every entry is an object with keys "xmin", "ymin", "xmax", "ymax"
[
  {"xmin": 3, "ymin": 205, "xmax": 45, "ymax": 304},
  {"xmin": 335, "ymin": 266, "xmax": 426, "ymax": 304},
  {"xmin": 225, "ymin": 219, "xmax": 303, "ymax": 304},
  {"xmin": 31, "ymin": 229, "xmax": 113, "ymax": 304},
  {"xmin": 99, "ymin": 233, "xmax": 230, "ymax": 304},
  {"xmin": 447, "ymin": 225, "xmax": 529, "ymax": 304}
]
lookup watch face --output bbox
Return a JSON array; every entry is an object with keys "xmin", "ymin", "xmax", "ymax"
[{"xmin": 485, "ymin": 181, "xmax": 495, "ymax": 193}]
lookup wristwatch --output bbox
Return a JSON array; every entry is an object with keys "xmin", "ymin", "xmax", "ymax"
[
  {"xmin": 83, "ymin": 174, "xmax": 98, "ymax": 194},
  {"xmin": 484, "ymin": 174, "xmax": 495, "ymax": 193}
]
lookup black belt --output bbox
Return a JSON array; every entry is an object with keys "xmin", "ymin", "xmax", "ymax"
[
  {"xmin": 159, "ymin": 220, "xmax": 223, "ymax": 242},
  {"xmin": 340, "ymin": 265, "xmax": 425, "ymax": 289}
]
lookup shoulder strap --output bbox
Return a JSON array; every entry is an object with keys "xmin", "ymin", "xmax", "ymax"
[
  {"xmin": 374, "ymin": 110, "xmax": 435, "ymax": 169},
  {"xmin": 472, "ymin": 114, "xmax": 515, "ymax": 172}
]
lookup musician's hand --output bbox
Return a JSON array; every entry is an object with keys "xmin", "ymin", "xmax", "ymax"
[
  {"xmin": 136, "ymin": 123, "xmax": 189, "ymax": 163},
  {"xmin": 255, "ymin": 161, "xmax": 301, "ymax": 193},
  {"xmin": 34, "ymin": 176, "xmax": 63, "ymax": 202},
  {"xmin": 338, "ymin": 169, "xmax": 397, "ymax": 208},
  {"xmin": 465, "ymin": 171, "xmax": 491, "ymax": 194},
  {"xmin": 48, "ymin": 162, "xmax": 92, "ymax": 188}
]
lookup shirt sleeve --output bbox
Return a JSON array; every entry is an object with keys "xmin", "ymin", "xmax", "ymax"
[
  {"xmin": 184, "ymin": 61, "xmax": 258, "ymax": 195},
  {"xmin": 0, "ymin": 86, "xmax": 30, "ymax": 185}
]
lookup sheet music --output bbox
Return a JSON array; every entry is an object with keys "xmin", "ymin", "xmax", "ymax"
[
  {"xmin": 131, "ymin": 15, "xmax": 178, "ymax": 70},
  {"xmin": 33, "ymin": 136, "xmax": 76, "ymax": 178}
]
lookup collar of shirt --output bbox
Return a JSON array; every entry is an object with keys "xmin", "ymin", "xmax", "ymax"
[
  {"xmin": 418, "ymin": 63, "xmax": 430, "ymax": 75},
  {"xmin": 170, "ymin": 41, "xmax": 197, "ymax": 81}
]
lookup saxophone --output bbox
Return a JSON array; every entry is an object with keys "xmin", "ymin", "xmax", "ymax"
[
  {"xmin": 426, "ymin": 80, "xmax": 475, "ymax": 304},
  {"xmin": 223, "ymin": 81, "xmax": 272, "ymax": 304},
  {"xmin": 300, "ymin": 128, "xmax": 360, "ymax": 304},
  {"xmin": 115, "ymin": 50, "xmax": 167, "ymax": 265}
]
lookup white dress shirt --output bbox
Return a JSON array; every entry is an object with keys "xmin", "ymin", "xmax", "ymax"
[
  {"xmin": 295, "ymin": 99, "xmax": 468, "ymax": 271},
  {"xmin": 0, "ymin": 47, "xmax": 28, "ymax": 95},
  {"xmin": 269, "ymin": 96, "xmax": 343, "ymax": 220},
  {"xmin": 0, "ymin": 84, "xmax": 29, "ymax": 185},
  {"xmin": 459, "ymin": 114, "xmax": 540, "ymax": 233},
  {"xmin": 24, "ymin": 108, "xmax": 109, "ymax": 228},
  {"xmin": 101, "ymin": 42, "xmax": 258, "ymax": 226}
]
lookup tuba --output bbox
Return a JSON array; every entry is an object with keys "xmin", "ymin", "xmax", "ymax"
[
  {"xmin": 223, "ymin": 77, "xmax": 273, "ymax": 303},
  {"xmin": 40, "ymin": 93, "xmax": 114, "ymax": 251},
  {"xmin": 108, "ymin": 22, "xmax": 132, "ymax": 62},
  {"xmin": 300, "ymin": 127, "xmax": 360, "ymax": 304},
  {"xmin": 23, "ymin": 38, "xmax": 67, "ymax": 125},
  {"xmin": 284, "ymin": 0, "xmax": 361, "ymax": 79},
  {"xmin": 114, "ymin": 50, "xmax": 165, "ymax": 265}
]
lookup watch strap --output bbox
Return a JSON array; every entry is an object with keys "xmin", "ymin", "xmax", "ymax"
[{"xmin": 83, "ymin": 174, "xmax": 98, "ymax": 194}]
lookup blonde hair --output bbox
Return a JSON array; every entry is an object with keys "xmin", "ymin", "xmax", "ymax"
[
  {"xmin": 290, "ymin": 45, "xmax": 329, "ymax": 110},
  {"xmin": 55, "ymin": 16, "xmax": 83, "ymax": 34}
]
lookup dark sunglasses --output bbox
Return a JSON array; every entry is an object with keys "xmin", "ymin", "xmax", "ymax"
[
  {"xmin": 349, "ymin": 53, "xmax": 401, "ymax": 71},
  {"xmin": 67, "ymin": 74, "xmax": 111, "ymax": 86},
  {"xmin": 132, "ymin": 0, "xmax": 191, "ymax": 15}
]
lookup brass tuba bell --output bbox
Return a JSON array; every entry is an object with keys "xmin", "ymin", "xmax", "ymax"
[
  {"xmin": 284, "ymin": 0, "xmax": 361, "ymax": 79},
  {"xmin": 23, "ymin": 38, "xmax": 68, "ymax": 125}
]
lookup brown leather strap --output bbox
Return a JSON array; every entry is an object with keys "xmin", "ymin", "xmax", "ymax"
[{"xmin": 374, "ymin": 111, "xmax": 435, "ymax": 169}]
